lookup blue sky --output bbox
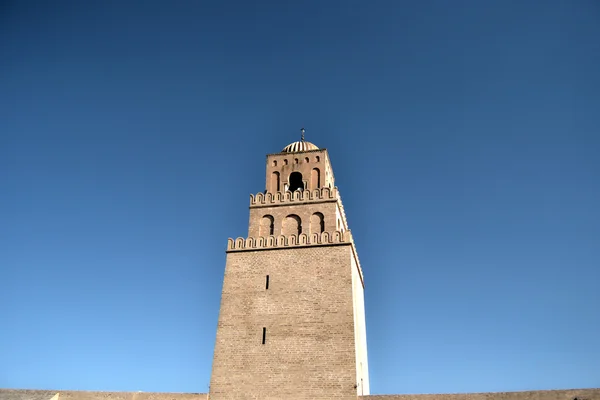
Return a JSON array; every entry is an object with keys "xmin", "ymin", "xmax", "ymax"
[{"xmin": 1, "ymin": 0, "xmax": 599, "ymax": 395}]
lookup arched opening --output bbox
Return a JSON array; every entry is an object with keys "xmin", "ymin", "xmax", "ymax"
[
  {"xmin": 271, "ymin": 171, "xmax": 280, "ymax": 192},
  {"xmin": 288, "ymin": 172, "xmax": 304, "ymax": 192},
  {"xmin": 310, "ymin": 212, "xmax": 325, "ymax": 234},
  {"xmin": 311, "ymin": 168, "xmax": 321, "ymax": 189},
  {"xmin": 259, "ymin": 215, "xmax": 274, "ymax": 236},
  {"xmin": 282, "ymin": 214, "xmax": 302, "ymax": 235}
]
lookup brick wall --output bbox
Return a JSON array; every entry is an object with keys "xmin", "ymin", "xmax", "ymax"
[
  {"xmin": 248, "ymin": 201, "xmax": 339, "ymax": 238},
  {"xmin": 209, "ymin": 245, "xmax": 359, "ymax": 400},
  {"xmin": 2, "ymin": 387, "xmax": 597, "ymax": 400},
  {"xmin": 359, "ymin": 388, "xmax": 600, "ymax": 400},
  {"xmin": 265, "ymin": 149, "xmax": 334, "ymax": 193},
  {"xmin": 0, "ymin": 389, "xmax": 208, "ymax": 400}
]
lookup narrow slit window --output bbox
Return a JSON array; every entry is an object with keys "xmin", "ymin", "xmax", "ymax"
[
  {"xmin": 262, "ymin": 327, "xmax": 266, "ymax": 344},
  {"xmin": 266, "ymin": 275, "xmax": 270, "ymax": 290}
]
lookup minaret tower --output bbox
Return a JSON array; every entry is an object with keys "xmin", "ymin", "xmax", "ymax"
[{"xmin": 210, "ymin": 130, "xmax": 369, "ymax": 399}]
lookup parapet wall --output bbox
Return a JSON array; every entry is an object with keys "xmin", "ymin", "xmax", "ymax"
[
  {"xmin": 0, "ymin": 390, "xmax": 208, "ymax": 400},
  {"xmin": 250, "ymin": 186, "xmax": 338, "ymax": 207},
  {"xmin": 360, "ymin": 388, "xmax": 600, "ymax": 400},
  {"xmin": 2, "ymin": 388, "xmax": 596, "ymax": 400},
  {"xmin": 227, "ymin": 229, "xmax": 352, "ymax": 251}
]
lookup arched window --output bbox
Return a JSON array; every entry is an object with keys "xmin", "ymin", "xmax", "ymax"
[
  {"xmin": 272, "ymin": 160, "xmax": 277, "ymax": 166},
  {"xmin": 304, "ymin": 157, "xmax": 309, "ymax": 163},
  {"xmin": 282, "ymin": 214, "xmax": 302, "ymax": 235},
  {"xmin": 272, "ymin": 171, "xmax": 280, "ymax": 192},
  {"xmin": 259, "ymin": 215, "xmax": 274, "ymax": 236},
  {"xmin": 311, "ymin": 168, "xmax": 321, "ymax": 189},
  {"xmin": 288, "ymin": 172, "xmax": 304, "ymax": 192},
  {"xmin": 315, "ymin": 156, "xmax": 320, "ymax": 162},
  {"xmin": 310, "ymin": 212, "xmax": 325, "ymax": 234}
]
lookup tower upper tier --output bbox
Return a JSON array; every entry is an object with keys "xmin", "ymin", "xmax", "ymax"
[{"xmin": 266, "ymin": 139, "xmax": 335, "ymax": 194}]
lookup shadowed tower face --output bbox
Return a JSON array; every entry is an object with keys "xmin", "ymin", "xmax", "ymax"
[{"xmin": 210, "ymin": 133, "xmax": 369, "ymax": 399}]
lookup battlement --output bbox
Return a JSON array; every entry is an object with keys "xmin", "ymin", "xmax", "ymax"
[
  {"xmin": 227, "ymin": 229, "xmax": 364, "ymax": 285},
  {"xmin": 250, "ymin": 187, "xmax": 339, "ymax": 207},
  {"xmin": 228, "ymin": 229, "xmax": 351, "ymax": 251}
]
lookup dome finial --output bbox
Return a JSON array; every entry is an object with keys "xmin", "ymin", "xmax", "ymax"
[{"xmin": 282, "ymin": 129, "xmax": 318, "ymax": 153}]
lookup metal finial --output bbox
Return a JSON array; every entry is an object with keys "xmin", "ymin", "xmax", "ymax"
[{"xmin": 301, "ymin": 127, "xmax": 305, "ymax": 141}]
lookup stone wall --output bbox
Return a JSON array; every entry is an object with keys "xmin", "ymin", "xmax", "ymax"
[
  {"xmin": 2, "ymin": 387, "xmax": 597, "ymax": 400},
  {"xmin": 0, "ymin": 390, "xmax": 207, "ymax": 400},
  {"xmin": 209, "ymin": 245, "xmax": 359, "ymax": 399},
  {"xmin": 247, "ymin": 198, "xmax": 339, "ymax": 239},
  {"xmin": 360, "ymin": 388, "xmax": 600, "ymax": 400},
  {"xmin": 264, "ymin": 148, "xmax": 333, "ymax": 193}
]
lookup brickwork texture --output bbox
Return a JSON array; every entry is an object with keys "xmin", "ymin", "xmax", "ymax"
[
  {"xmin": 209, "ymin": 245, "xmax": 359, "ymax": 400},
  {"xmin": 0, "ymin": 389, "xmax": 208, "ymax": 400},
  {"xmin": 359, "ymin": 388, "xmax": 600, "ymax": 400}
]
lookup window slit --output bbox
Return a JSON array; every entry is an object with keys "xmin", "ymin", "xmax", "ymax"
[
  {"xmin": 266, "ymin": 275, "xmax": 269, "ymax": 290},
  {"xmin": 262, "ymin": 327, "xmax": 266, "ymax": 344}
]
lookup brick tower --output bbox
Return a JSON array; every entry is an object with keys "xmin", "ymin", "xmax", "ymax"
[{"xmin": 209, "ymin": 131, "xmax": 369, "ymax": 399}]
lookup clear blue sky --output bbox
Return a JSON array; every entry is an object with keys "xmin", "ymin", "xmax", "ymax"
[{"xmin": 1, "ymin": 0, "xmax": 599, "ymax": 395}]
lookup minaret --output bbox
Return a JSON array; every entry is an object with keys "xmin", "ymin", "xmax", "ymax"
[{"xmin": 210, "ymin": 130, "xmax": 369, "ymax": 399}]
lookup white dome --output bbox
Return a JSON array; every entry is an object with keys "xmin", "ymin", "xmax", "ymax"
[{"xmin": 281, "ymin": 140, "xmax": 319, "ymax": 153}]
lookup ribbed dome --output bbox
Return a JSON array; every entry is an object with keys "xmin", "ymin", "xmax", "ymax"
[{"xmin": 281, "ymin": 140, "xmax": 319, "ymax": 153}]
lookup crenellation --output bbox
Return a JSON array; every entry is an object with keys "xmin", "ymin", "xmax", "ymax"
[
  {"xmin": 250, "ymin": 187, "xmax": 338, "ymax": 207},
  {"xmin": 234, "ymin": 237, "xmax": 244, "ymax": 249},
  {"xmin": 277, "ymin": 234, "xmax": 286, "ymax": 246},
  {"xmin": 227, "ymin": 230, "xmax": 354, "ymax": 251},
  {"xmin": 310, "ymin": 232, "xmax": 320, "ymax": 244}
]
